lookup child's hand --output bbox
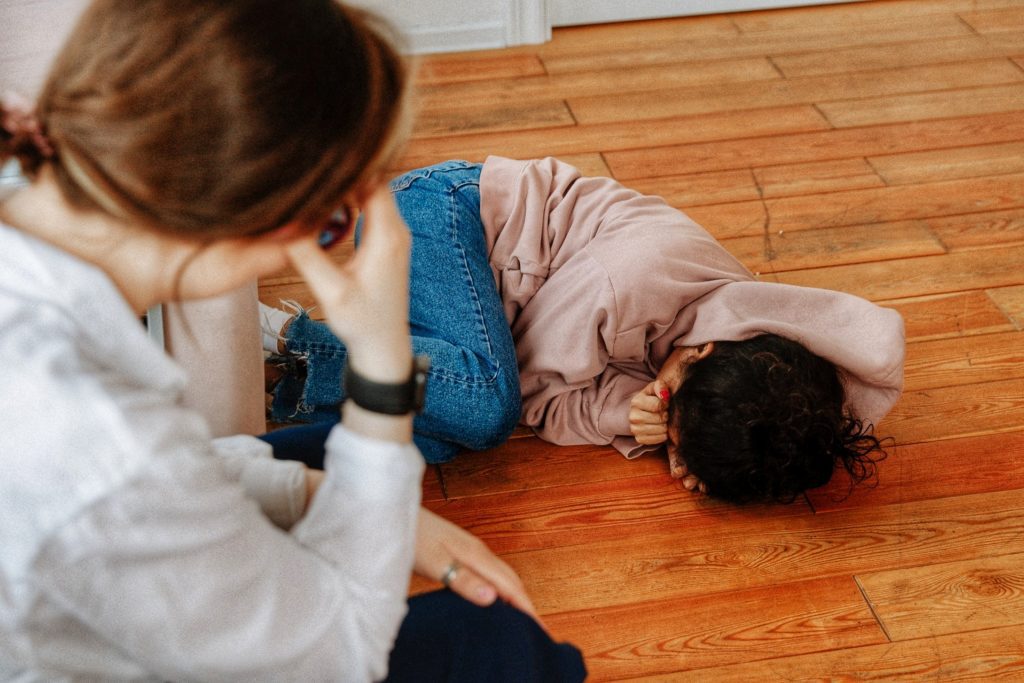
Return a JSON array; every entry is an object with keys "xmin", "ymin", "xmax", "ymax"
[
  {"xmin": 668, "ymin": 452, "xmax": 706, "ymax": 493},
  {"xmin": 628, "ymin": 381, "xmax": 669, "ymax": 445}
]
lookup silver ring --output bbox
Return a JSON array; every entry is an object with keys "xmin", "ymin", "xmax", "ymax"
[{"xmin": 440, "ymin": 560, "xmax": 460, "ymax": 588}]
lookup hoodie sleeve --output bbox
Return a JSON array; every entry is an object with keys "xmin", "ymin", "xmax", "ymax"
[{"xmin": 673, "ymin": 280, "xmax": 906, "ymax": 427}]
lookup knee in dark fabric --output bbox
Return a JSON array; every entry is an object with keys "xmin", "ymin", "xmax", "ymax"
[{"xmin": 385, "ymin": 591, "xmax": 586, "ymax": 683}]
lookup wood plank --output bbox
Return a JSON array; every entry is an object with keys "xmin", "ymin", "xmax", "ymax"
[
  {"xmin": 683, "ymin": 173, "xmax": 1024, "ymax": 240},
  {"xmin": 540, "ymin": 14, "xmax": 740, "ymax": 60},
  {"xmin": 624, "ymin": 625, "xmax": 1024, "ymax": 682},
  {"xmin": 568, "ymin": 60, "xmax": 1023, "ymax": 125},
  {"xmin": 628, "ymin": 159, "xmax": 887, "ymax": 208},
  {"xmin": 989, "ymin": 285, "xmax": 1024, "ymax": 328},
  {"xmin": 604, "ymin": 110, "xmax": 1024, "ymax": 180},
  {"xmin": 819, "ymin": 82, "xmax": 1024, "ymax": 128},
  {"xmin": 807, "ymin": 430, "xmax": 1024, "ymax": 513},
  {"xmin": 883, "ymin": 291, "xmax": 1016, "ymax": 343},
  {"xmin": 720, "ymin": 221, "xmax": 946, "ymax": 275},
  {"xmin": 959, "ymin": 7, "xmax": 1024, "ymax": 34},
  {"xmin": 421, "ymin": 465, "xmax": 444, "ymax": 503},
  {"xmin": 882, "ymin": 377, "xmax": 1024, "ymax": 446},
  {"xmin": 627, "ymin": 169, "xmax": 760, "ymax": 207},
  {"xmin": 393, "ymin": 105, "xmax": 830, "ymax": 171},
  {"xmin": 903, "ymin": 331, "xmax": 1024, "ymax": 393},
  {"xmin": 541, "ymin": 13, "xmax": 973, "ymax": 74},
  {"xmin": 410, "ymin": 100, "xmax": 574, "ymax": 139},
  {"xmin": 731, "ymin": 0, "xmax": 1024, "ymax": 33},
  {"xmin": 412, "ymin": 54, "xmax": 545, "ymax": 86},
  {"xmin": 858, "ymin": 553, "xmax": 1024, "ymax": 640},
  {"xmin": 545, "ymin": 577, "xmax": 884, "ymax": 681},
  {"xmin": 438, "ymin": 437, "xmax": 665, "ymax": 498},
  {"xmin": 869, "ymin": 142, "xmax": 1024, "ymax": 185},
  {"xmin": 427, "ymin": 473, "xmax": 809, "ymax": 555},
  {"xmin": 556, "ymin": 153, "xmax": 611, "ymax": 178},
  {"xmin": 500, "ymin": 488, "xmax": 1024, "ymax": 613},
  {"xmin": 752, "ymin": 158, "xmax": 885, "ymax": 198},
  {"xmin": 925, "ymin": 209, "xmax": 1024, "ymax": 252},
  {"xmin": 415, "ymin": 58, "xmax": 781, "ymax": 111},
  {"xmin": 772, "ymin": 32, "xmax": 1024, "ymax": 78},
  {"xmin": 775, "ymin": 243, "xmax": 1024, "ymax": 302}
]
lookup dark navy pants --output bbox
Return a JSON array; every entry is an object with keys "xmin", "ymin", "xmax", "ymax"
[
  {"xmin": 258, "ymin": 428, "xmax": 587, "ymax": 682},
  {"xmin": 386, "ymin": 590, "xmax": 586, "ymax": 683}
]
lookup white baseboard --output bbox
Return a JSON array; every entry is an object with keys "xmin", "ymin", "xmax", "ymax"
[
  {"xmin": 551, "ymin": 0, "xmax": 869, "ymax": 26},
  {"xmin": 400, "ymin": 0, "xmax": 549, "ymax": 54},
  {"xmin": 403, "ymin": 21, "xmax": 509, "ymax": 54}
]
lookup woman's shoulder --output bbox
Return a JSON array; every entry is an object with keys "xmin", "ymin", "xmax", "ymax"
[{"xmin": 0, "ymin": 241, "xmax": 199, "ymax": 559}]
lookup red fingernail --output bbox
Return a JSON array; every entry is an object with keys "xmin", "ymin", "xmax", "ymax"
[{"xmin": 659, "ymin": 389, "xmax": 670, "ymax": 401}]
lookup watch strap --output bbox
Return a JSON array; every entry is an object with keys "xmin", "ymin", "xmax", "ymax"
[{"xmin": 343, "ymin": 354, "xmax": 430, "ymax": 415}]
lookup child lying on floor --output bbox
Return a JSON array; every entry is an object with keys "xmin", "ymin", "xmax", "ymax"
[{"xmin": 262, "ymin": 157, "xmax": 904, "ymax": 504}]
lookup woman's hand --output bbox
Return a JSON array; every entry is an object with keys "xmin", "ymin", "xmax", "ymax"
[
  {"xmin": 414, "ymin": 507, "xmax": 541, "ymax": 623},
  {"xmin": 284, "ymin": 186, "xmax": 412, "ymax": 383},
  {"xmin": 284, "ymin": 187, "xmax": 413, "ymax": 441}
]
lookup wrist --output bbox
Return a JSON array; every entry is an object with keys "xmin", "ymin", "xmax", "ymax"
[
  {"xmin": 346, "ymin": 337, "xmax": 413, "ymax": 384},
  {"xmin": 344, "ymin": 354, "xmax": 430, "ymax": 416},
  {"xmin": 342, "ymin": 401, "xmax": 414, "ymax": 442}
]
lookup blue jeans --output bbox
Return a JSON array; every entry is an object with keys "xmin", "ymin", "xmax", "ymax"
[{"xmin": 270, "ymin": 162, "xmax": 521, "ymax": 464}]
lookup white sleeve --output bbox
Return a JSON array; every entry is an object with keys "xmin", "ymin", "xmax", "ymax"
[
  {"xmin": 34, "ymin": 425, "xmax": 424, "ymax": 683},
  {"xmin": 211, "ymin": 434, "xmax": 308, "ymax": 530}
]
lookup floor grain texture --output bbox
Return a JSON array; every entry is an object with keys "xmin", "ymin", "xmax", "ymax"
[{"xmin": 261, "ymin": 1, "xmax": 1024, "ymax": 678}]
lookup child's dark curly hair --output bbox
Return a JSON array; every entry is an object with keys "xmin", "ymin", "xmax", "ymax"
[{"xmin": 668, "ymin": 334, "xmax": 886, "ymax": 504}]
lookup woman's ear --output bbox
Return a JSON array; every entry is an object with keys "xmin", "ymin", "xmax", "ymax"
[{"xmin": 696, "ymin": 342, "xmax": 715, "ymax": 360}]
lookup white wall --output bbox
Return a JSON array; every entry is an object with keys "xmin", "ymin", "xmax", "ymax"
[
  {"xmin": 0, "ymin": 0, "xmax": 89, "ymax": 96},
  {"xmin": 348, "ymin": 0, "xmax": 549, "ymax": 54}
]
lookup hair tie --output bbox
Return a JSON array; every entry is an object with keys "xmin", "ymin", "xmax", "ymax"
[{"xmin": 1, "ymin": 91, "xmax": 56, "ymax": 160}]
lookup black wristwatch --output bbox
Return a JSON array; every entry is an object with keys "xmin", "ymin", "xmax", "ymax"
[{"xmin": 343, "ymin": 354, "xmax": 430, "ymax": 415}]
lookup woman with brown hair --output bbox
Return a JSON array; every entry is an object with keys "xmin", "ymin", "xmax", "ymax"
[{"xmin": 0, "ymin": 1, "xmax": 584, "ymax": 680}]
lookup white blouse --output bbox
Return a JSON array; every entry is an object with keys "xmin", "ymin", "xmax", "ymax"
[{"xmin": 0, "ymin": 219, "xmax": 424, "ymax": 681}]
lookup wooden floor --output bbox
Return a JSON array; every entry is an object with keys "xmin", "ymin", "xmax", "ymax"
[{"xmin": 260, "ymin": 1, "xmax": 1024, "ymax": 679}]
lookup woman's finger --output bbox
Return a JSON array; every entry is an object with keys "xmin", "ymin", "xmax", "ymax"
[
  {"xmin": 284, "ymin": 237, "xmax": 351, "ymax": 306},
  {"xmin": 450, "ymin": 541, "xmax": 538, "ymax": 620},
  {"xmin": 443, "ymin": 562, "xmax": 497, "ymax": 607},
  {"xmin": 352, "ymin": 185, "xmax": 410, "ymax": 259}
]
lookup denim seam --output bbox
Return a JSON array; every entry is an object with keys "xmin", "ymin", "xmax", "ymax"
[
  {"xmin": 439, "ymin": 176, "xmax": 502, "ymax": 386},
  {"xmin": 389, "ymin": 160, "xmax": 479, "ymax": 193}
]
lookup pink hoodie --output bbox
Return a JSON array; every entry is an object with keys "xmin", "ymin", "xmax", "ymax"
[{"xmin": 479, "ymin": 156, "xmax": 905, "ymax": 458}]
